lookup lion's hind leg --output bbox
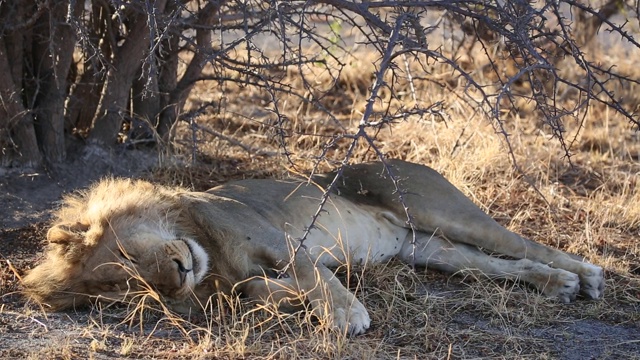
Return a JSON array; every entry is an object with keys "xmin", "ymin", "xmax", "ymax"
[
  {"xmin": 398, "ymin": 234, "xmax": 582, "ymax": 302},
  {"xmin": 571, "ymin": 262, "xmax": 604, "ymax": 300},
  {"xmin": 326, "ymin": 160, "xmax": 604, "ymax": 300}
]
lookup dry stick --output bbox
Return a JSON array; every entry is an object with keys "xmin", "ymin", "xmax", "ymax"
[
  {"xmin": 328, "ymin": 0, "xmax": 639, "ymax": 149},
  {"xmin": 550, "ymin": 2, "xmax": 639, "ymax": 142},
  {"xmin": 354, "ymin": 16, "xmax": 421, "ymax": 266},
  {"xmin": 193, "ymin": 123, "xmax": 277, "ymax": 157},
  {"xmin": 364, "ymin": 136, "xmax": 420, "ymax": 267},
  {"xmin": 322, "ymin": 4, "xmax": 493, "ymax": 119},
  {"xmin": 178, "ymin": 99, "xmax": 277, "ymax": 158},
  {"xmin": 261, "ymin": 74, "xmax": 297, "ymax": 168}
]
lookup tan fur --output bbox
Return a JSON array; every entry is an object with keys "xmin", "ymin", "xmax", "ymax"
[{"xmin": 23, "ymin": 160, "xmax": 604, "ymax": 335}]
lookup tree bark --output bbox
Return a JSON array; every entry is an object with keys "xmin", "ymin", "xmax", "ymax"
[
  {"xmin": 66, "ymin": 0, "xmax": 112, "ymax": 134},
  {"xmin": 157, "ymin": 1, "xmax": 225, "ymax": 140},
  {"xmin": 0, "ymin": 1, "xmax": 42, "ymax": 167},
  {"xmin": 32, "ymin": 0, "xmax": 83, "ymax": 162},
  {"xmin": 89, "ymin": 0, "xmax": 168, "ymax": 145},
  {"xmin": 131, "ymin": 63, "xmax": 161, "ymax": 128},
  {"xmin": 0, "ymin": 36, "xmax": 41, "ymax": 167},
  {"xmin": 156, "ymin": 32, "xmax": 180, "ymax": 141}
]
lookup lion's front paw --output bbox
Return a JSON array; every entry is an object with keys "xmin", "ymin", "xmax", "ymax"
[
  {"xmin": 578, "ymin": 263, "xmax": 605, "ymax": 299},
  {"xmin": 332, "ymin": 300, "xmax": 371, "ymax": 336},
  {"xmin": 542, "ymin": 269, "xmax": 580, "ymax": 303}
]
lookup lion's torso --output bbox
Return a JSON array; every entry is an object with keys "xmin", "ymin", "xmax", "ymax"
[{"xmin": 205, "ymin": 179, "xmax": 410, "ymax": 268}]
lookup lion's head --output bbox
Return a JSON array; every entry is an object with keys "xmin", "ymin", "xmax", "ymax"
[{"xmin": 22, "ymin": 179, "xmax": 209, "ymax": 310}]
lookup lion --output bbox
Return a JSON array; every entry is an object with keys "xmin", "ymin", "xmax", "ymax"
[{"xmin": 23, "ymin": 160, "xmax": 604, "ymax": 335}]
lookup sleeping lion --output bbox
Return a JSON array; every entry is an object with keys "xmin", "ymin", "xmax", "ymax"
[{"xmin": 23, "ymin": 160, "xmax": 604, "ymax": 335}]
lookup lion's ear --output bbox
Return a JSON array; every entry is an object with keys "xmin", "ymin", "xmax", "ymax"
[{"xmin": 47, "ymin": 222, "xmax": 90, "ymax": 244}]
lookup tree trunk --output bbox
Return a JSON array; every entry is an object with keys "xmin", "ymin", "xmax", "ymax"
[
  {"xmin": 67, "ymin": 67, "xmax": 106, "ymax": 136},
  {"xmin": 132, "ymin": 63, "xmax": 161, "ymax": 127},
  {"xmin": 89, "ymin": 0, "xmax": 168, "ymax": 145},
  {"xmin": 0, "ymin": 36, "xmax": 41, "ymax": 167},
  {"xmin": 0, "ymin": 1, "xmax": 42, "ymax": 167},
  {"xmin": 157, "ymin": 1, "xmax": 225, "ymax": 140},
  {"xmin": 156, "ymin": 34, "xmax": 180, "ymax": 141},
  {"xmin": 32, "ymin": 0, "xmax": 83, "ymax": 162},
  {"xmin": 66, "ymin": 0, "xmax": 112, "ymax": 135}
]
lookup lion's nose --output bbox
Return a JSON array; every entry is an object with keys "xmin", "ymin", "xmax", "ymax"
[
  {"xmin": 173, "ymin": 259, "xmax": 193, "ymax": 287},
  {"xmin": 173, "ymin": 259, "xmax": 193, "ymax": 274}
]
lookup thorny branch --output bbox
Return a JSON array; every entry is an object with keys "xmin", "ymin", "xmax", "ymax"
[{"xmin": 279, "ymin": 14, "xmax": 423, "ymax": 273}]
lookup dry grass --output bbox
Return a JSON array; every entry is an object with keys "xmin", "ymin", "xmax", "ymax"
[{"xmin": 2, "ymin": 28, "xmax": 640, "ymax": 359}]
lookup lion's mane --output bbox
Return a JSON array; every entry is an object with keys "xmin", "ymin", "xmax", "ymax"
[{"xmin": 22, "ymin": 179, "xmax": 186, "ymax": 310}]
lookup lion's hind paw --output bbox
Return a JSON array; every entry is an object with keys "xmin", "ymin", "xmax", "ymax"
[
  {"xmin": 541, "ymin": 269, "xmax": 580, "ymax": 303},
  {"xmin": 578, "ymin": 263, "xmax": 605, "ymax": 300}
]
